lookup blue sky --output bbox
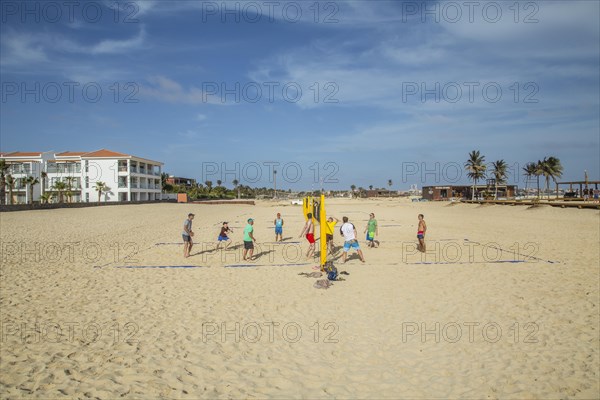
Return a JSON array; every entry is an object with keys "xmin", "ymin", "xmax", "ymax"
[{"xmin": 1, "ymin": 0, "xmax": 598, "ymax": 190}]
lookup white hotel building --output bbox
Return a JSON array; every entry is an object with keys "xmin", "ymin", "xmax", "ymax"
[{"xmin": 1, "ymin": 149, "xmax": 163, "ymax": 204}]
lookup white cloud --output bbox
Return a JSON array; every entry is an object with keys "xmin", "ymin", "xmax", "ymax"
[
  {"xmin": 0, "ymin": 30, "xmax": 48, "ymax": 67},
  {"xmin": 139, "ymin": 76, "xmax": 225, "ymax": 105},
  {"xmin": 90, "ymin": 26, "xmax": 146, "ymax": 54}
]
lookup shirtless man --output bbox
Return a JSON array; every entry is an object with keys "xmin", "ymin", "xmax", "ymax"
[
  {"xmin": 417, "ymin": 214, "xmax": 427, "ymax": 253},
  {"xmin": 299, "ymin": 212, "xmax": 316, "ymax": 258}
]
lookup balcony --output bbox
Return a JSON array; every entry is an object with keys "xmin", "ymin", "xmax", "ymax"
[
  {"xmin": 9, "ymin": 166, "xmax": 31, "ymax": 175},
  {"xmin": 47, "ymin": 164, "xmax": 81, "ymax": 174},
  {"xmin": 118, "ymin": 182, "xmax": 128, "ymax": 188},
  {"xmin": 118, "ymin": 166, "xmax": 128, "ymax": 172}
]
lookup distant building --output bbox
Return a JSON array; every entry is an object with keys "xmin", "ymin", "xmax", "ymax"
[
  {"xmin": 365, "ymin": 189, "xmax": 397, "ymax": 198},
  {"xmin": 422, "ymin": 185, "xmax": 518, "ymax": 201},
  {"xmin": 1, "ymin": 149, "xmax": 163, "ymax": 204},
  {"xmin": 166, "ymin": 176, "xmax": 197, "ymax": 188},
  {"xmin": 1, "ymin": 151, "xmax": 54, "ymax": 204}
]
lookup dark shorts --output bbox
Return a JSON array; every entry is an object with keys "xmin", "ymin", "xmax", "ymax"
[
  {"xmin": 417, "ymin": 234, "xmax": 424, "ymax": 240},
  {"xmin": 218, "ymin": 235, "xmax": 229, "ymax": 241},
  {"xmin": 306, "ymin": 233, "xmax": 315, "ymax": 244},
  {"xmin": 366, "ymin": 231, "xmax": 375, "ymax": 241},
  {"xmin": 244, "ymin": 240, "xmax": 254, "ymax": 250},
  {"xmin": 275, "ymin": 227, "xmax": 283, "ymax": 235},
  {"xmin": 182, "ymin": 234, "xmax": 192, "ymax": 242},
  {"xmin": 326, "ymin": 234, "xmax": 333, "ymax": 242}
]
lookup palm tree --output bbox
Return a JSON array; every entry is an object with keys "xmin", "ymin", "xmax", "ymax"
[
  {"xmin": 534, "ymin": 160, "xmax": 544, "ymax": 198},
  {"xmin": 0, "ymin": 159, "xmax": 8, "ymax": 205},
  {"xmin": 369, "ymin": 185, "xmax": 373, "ymax": 191},
  {"xmin": 522, "ymin": 162, "xmax": 537, "ymax": 198},
  {"xmin": 5, "ymin": 175, "xmax": 15, "ymax": 205},
  {"xmin": 94, "ymin": 181, "xmax": 106, "ymax": 203},
  {"xmin": 232, "ymin": 179, "xmax": 240, "ymax": 199},
  {"xmin": 388, "ymin": 179, "xmax": 393, "ymax": 190},
  {"xmin": 539, "ymin": 157, "xmax": 563, "ymax": 199},
  {"xmin": 25, "ymin": 176, "xmax": 39, "ymax": 204},
  {"xmin": 491, "ymin": 160, "xmax": 508, "ymax": 199},
  {"xmin": 465, "ymin": 150, "xmax": 486, "ymax": 200},
  {"xmin": 52, "ymin": 181, "xmax": 67, "ymax": 203},
  {"xmin": 216, "ymin": 180, "xmax": 222, "ymax": 187},
  {"xmin": 64, "ymin": 176, "xmax": 75, "ymax": 203},
  {"xmin": 205, "ymin": 180, "xmax": 213, "ymax": 193},
  {"xmin": 40, "ymin": 193, "xmax": 53, "ymax": 204},
  {"xmin": 41, "ymin": 171, "xmax": 48, "ymax": 198}
]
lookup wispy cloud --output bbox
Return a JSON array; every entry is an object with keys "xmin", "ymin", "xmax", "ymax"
[
  {"xmin": 0, "ymin": 26, "xmax": 147, "ymax": 70},
  {"xmin": 90, "ymin": 26, "xmax": 146, "ymax": 54},
  {"xmin": 139, "ymin": 76, "xmax": 227, "ymax": 105},
  {"xmin": 0, "ymin": 30, "xmax": 47, "ymax": 67}
]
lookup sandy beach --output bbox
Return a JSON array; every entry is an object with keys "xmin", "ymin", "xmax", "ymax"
[{"xmin": 1, "ymin": 198, "xmax": 598, "ymax": 399}]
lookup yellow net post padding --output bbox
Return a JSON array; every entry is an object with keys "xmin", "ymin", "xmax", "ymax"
[
  {"xmin": 319, "ymin": 193, "xmax": 327, "ymax": 267},
  {"xmin": 303, "ymin": 194, "xmax": 327, "ymax": 268}
]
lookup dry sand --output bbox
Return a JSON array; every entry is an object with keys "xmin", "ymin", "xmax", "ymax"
[{"xmin": 1, "ymin": 198, "xmax": 598, "ymax": 399}]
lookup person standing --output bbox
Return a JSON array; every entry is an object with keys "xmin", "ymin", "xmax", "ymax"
[
  {"xmin": 299, "ymin": 212, "xmax": 316, "ymax": 258},
  {"xmin": 340, "ymin": 216, "xmax": 365, "ymax": 263},
  {"xmin": 417, "ymin": 214, "xmax": 427, "ymax": 253},
  {"xmin": 243, "ymin": 218, "xmax": 257, "ymax": 261},
  {"xmin": 182, "ymin": 213, "xmax": 195, "ymax": 258},
  {"xmin": 274, "ymin": 212, "xmax": 284, "ymax": 242},
  {"xmin": 364, "ymin": 212, "xmax": 378, "ymax": 248},
  {"xmin": 325, "ymin": 216, "xmax": 339, "ymax": 255}
]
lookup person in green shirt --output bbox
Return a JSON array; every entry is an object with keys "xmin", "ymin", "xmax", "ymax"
[
  {"xmin": 243, "ymin": 218, "xmax": 256, "ymax": 261},
  {"xmin": 364, "ymin": 212, "xmax": 378, "ymax": 248}
]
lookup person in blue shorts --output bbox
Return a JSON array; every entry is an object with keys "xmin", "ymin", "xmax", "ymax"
[
  {"xmin": 274, "ymin": 212, "xmax": 284, "ymax": 242},
  {"xmin": 364, "ymin": 212, "xmax": 378, "ymax": 248},
  {"xmin": 216, "ymin": 221, "xmax": 233, "ymax": 250},
  {"xmin": 340, "ymin": 216, "xmax": 365, "ymax": 264}
]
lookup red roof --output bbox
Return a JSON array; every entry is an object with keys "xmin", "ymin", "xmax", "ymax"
[
  {"xmin": 56, "ymin": 151, "xmax": 88, "ymax": 157},
  {"xmin": 3, "ymin": 152, "xmax": 43, "ymax": 157},
  {"xmin": 82, "ymin": 149, "xmax": 131, "ymax": 158}
]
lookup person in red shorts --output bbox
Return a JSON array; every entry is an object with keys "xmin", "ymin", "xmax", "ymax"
[{"xmin": 299, "ymin": 212, "xmax": 316, "ymax": 259}]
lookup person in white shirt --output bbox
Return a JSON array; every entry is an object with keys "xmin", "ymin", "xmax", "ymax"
[{"xmin": 340, "ymin": 216, "xmax": 365, "ymax": 264}]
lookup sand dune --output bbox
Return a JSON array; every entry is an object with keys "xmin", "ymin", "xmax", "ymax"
[{"xmin": 1, "ymin": 199, "xmax": 598, "ymax": 398}]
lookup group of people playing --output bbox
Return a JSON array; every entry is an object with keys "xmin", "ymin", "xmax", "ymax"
[
  {"xmin": 181, "ymin": 213, "xmax": 257, "ymax": 260},
  {"xmin": 181, "ymin": 211, "xmax": 428, "ymax": 262}
]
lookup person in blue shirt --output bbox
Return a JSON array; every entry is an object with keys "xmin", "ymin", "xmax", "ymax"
[{"xmin": 274, "ymin": 212, "xmax": 284, "ymax": 242}]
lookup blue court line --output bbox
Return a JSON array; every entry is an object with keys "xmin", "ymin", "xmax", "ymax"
[
  {"xmin": 224, "ymin": 264, "xmax": 256, "ymax": 268},
  {"xmin": 225, "ymin": 263, "xmax": 310, "ymax": 268},
  {"xmin": 115, "ymin": 265, "xmax": 203, "ymax": 269}
]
